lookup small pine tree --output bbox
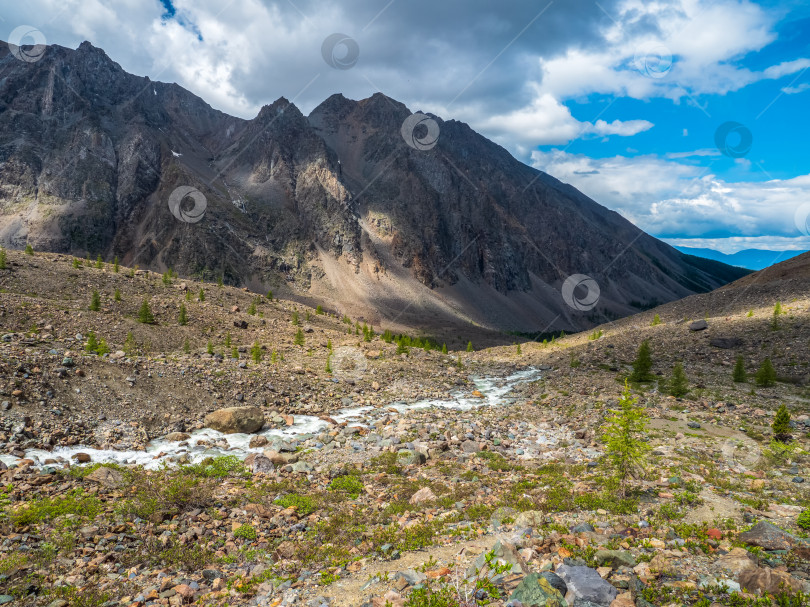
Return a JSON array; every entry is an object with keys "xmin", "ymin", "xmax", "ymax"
[
  {"xmin": 185, "ymin": 289, "xmax": 191, "ymax": 302},
  {"xmin": 95, "ymin": 254, "xmax": 103, "ymax": 269},
  {"xmin": 294, "ymin": 328, "xmax": 305, "ymax": 346},
  {"xmin": 316, "ymin": 305, "xmax": 323, "ymax": 315},
  {"xmin": 178, "ymin": 304, "xmax": 188, "ymax": 326},
  {"xmin": 733, "ymin": 356, "xmax": 747, "ymax": 383},
  {"xmin": 772, "ymin": 403, "xmax": 792, "ymax": 441},
  {"xmin": 123, "ymin": 332, "xmax": 137, "ymax": 357},
  {"xmin": 24, "ymin": 244, "xmax": 33, "ymax": 255},
  {"xmin": 198, "ymin": 288, "xmax": 205, "ymax": 302},
  {"xmin": 771, "ymin": 308, "xmax": 780, "ymax": 331},
  {"xmin": 206, "ymin": 341, "xmax": 214, "ymax": 355},
  {"xmin": 755, "ymin": 358, "xmax": 777, "ymax": 387},
  {"xmin": 441, "ymin": 343, "xmax": 448, "ymax": 354},
  {"xmin": 85, "ymin": 331, "xmax": 98, "ymax": 353},
  {"xmin": 72, "ymin": 258, "xmax": 81, "ymax": 269},
  {"xmin": 325, "ymin": 355, "xmax": 332, "ymax": 373},
  {"xmin": 96, "ymin": 338, "xmax": 109, "ymax": 356},
  {"xmin": 603, "ymin": 382, "xmax": 651, "ymax": 497},
  {"xmin": 225, "ymin": 332, "xmax": 232, "ymax": 347},
  {"xmin": 138, "ymin": 299, "xmax": 155, "ymax": 324},
  {"xmin": 747, "ymin": 309, "xmax": 753, "ymax": 317},
  {"xmin": 162, "ymin": 271, "xmax": 171, "ymax": 286},
  {"xmin": 292, "ymin": 310, "xmax": 300, "ymax": 326},
  {"xmin": 667, "ymin": 362, "xmax": 689, "ymax": 398},
  {"xmin": 396, "ymin": 339, "xmax": 409, "ymax": 355},
  {"xmin": 113, "ymin": 256, "xmax": 119, "ymax": 273},
  {"xmin": 271, "ymin": 350, "xmax": 278, "ymax": 363},
  {"xmin": 630, "ymin": 340, "xmax": 653, "ymax": 382},
  {"xmin": 267, "ymin": 290, "xmax": 273, "ymax": 300},
  {"xmin": 456, "ymin": 353, "xmax": 463, "ymax": 369},
  {"xmin": 516, "ymin": 343, "xmax": 522, "ymax": 355},
  {"xmin": 327, "ymin": 339, "xmax": 333, "ymax": 352},
  {"xmin": 248, "ymin": 299, "xmax": 257, "ymax": 315},
  {"xmin": 251, "ymin": 341, "xmax": 262, "ymax": 362},
  {"xmin": 466, "ymin": 341, "xmax": 473, "ymax": 352},
  {"xmin": 0, "ymin": 248, "xmax": 6, "ymax": 270},
  {"xmin": 217, "ymin": 274, "xmax": 224, "ymax": 288},
  {"xmin": 774, "ymin": 301, "xmax": 783, "ymax": 315},
  {"xmin": 89, "ymin": 290, "xmax": 101, "ymax": 312},
  {"xmin": 114, "ymin": 288, "xmax": 122, "ymax": 302},
  {"xmin": 651, "ymin": 314, "xmax": 661, "ymax": 326},
  {"xmin": 231, "ymin": 346, "xmax": 239, "ymax": 359},
  {"xmin": 183, "ymin": 338, "xmax": 190, "ymax": 354}
]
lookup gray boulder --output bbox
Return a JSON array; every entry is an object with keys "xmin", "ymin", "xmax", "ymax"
[{"xmin": 556, "ymin": 565, "xmax": 618, "ymax": 606}]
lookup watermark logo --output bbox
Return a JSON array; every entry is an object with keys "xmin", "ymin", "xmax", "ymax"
[
  {"xmin": 8, "ymin": 26, "xmax": 47, "ymax": 63},
  {"xmin": 561, "ymin": 274, "xmax": 600, "ymax": 311},
  {"xmin": 321, "ymin": 33, "xmax": 359, "ymax": 70},
  {"xmin": 330, "ymin": 346, "xmax": 367, "ymax": 381},
  {"xmin": 401, "ymin": 113, "xmax": 440, "ymax": 151},
  {"xmin": 794, "ymin": 202, "xmax": 810, "ymax": 236},
  {"xmin": 714, "ymin": 121, "xmax": 753, "ymax": 158},
  {"xmin": 633, "ymin": 42, "xmax": 673, "ymax": 79},
  {"xmin": 168, "ymin": 186, "xmax": 207, "ymax": 223}
]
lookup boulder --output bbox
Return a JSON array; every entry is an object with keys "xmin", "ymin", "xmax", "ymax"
[
  {"xmin": 715, "ymin": 547, "xmax": 754, "ymax": 576},
  {"xmin": 595, "ymin": 550, "xmax": 636, "ymax": 568},
  {"xmin": 164, "ymin": 432, "xmax": 191, "ymax": 442},
  {"xmin": 738, "ymin": 521, "xmax": 804, "ymax": 551},
  {"xmin": 689, "ymin": 320, "xmax": 708, "ymax": 331},
  {"xmin": 508, "ymin": 573, "xmax": 566, "ymax": 607},
  {"xmin": 738, "ymin": 567, "xmax": 806, "ymax": 596},
  {"xmin": 244, "ymin": 453, "xmax": 274, "ymax": 474},
  {"xmin": 85, "ymin": 466, "xmax": 126, "ymax": 489},
  {"xmin": 710, "ymin": 336, "xmax": 742, "ymax": 349},
  {"xmin": 249, "ymin": 435, "xmax": 269, "ymax": 448},
  {"xmin": 204, "ymin": 406, "xmax": 264, "ymax": 434},
  {"xmin": 72, "ymin": 453, "xmax": 91, "ymax": 463},
  {"xmin": 409, "ymin": 487, "xmax": 437, "ymax": 505},
  {"xmin": 539, "ymin": 571, "xmax": 568, "ymax": 596},
  {"xmin": 556, "ymin": 565, "xmax": 618, "ymax": 606}
]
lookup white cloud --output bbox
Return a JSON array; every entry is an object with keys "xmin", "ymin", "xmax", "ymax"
[
  {"xmin": 782, "ymin": 83, "xmax": 810, "ymax": 95},
  {"xmin": 531, "ymin": 149, "xmax": 810, "ymax": 245}
]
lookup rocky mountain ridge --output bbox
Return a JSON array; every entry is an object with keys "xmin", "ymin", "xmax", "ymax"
[{"xmin": 0, "ymin": 40, "xmax": 748, "ymax": 335}]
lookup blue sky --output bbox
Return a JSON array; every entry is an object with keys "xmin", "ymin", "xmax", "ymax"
[{"xmin": 5, "ymin": 0, "xmax": 810, "ymax": 253}]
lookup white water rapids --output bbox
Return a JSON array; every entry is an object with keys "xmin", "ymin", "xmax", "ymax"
[{"xmin": 1, "ymin": 368, "xmax": 556, "ymax": 470}]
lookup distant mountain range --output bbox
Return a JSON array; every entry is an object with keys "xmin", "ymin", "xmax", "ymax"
[
  {"xmin": 674, "ymin": 247, "xmax": 808, "ymax": 271},
  {"xmin": 0, "ymin": 40, "xmax": 750, "ymax": 334}
]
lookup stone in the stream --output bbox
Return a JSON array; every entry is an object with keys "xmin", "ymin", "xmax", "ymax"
[
  {"xmin": 508, "ymin": 573, "xmax": 566, "ymax": 606},
  {"xmin": 249, "ymin": 435, "xmax": 269, "ymax": 448},
  {"xmin": 164, "ymin": 432, "xmax": 190, "ymax": 441},
  {"xmin": 204, "ymin": 406, "xmax": 264, "ymax": 434},
  {"xmin": 72, "ymin": 452, "xmax": 91, "ymax": 463},
  {"xmin": 556, "ymin": 565, "xmax": 618, "ymax": 606},
  {"xmin": 738, "ymin": 521, "xmax": 804, "ymax": 551}
]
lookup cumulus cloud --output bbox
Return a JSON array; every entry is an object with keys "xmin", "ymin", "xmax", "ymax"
[{"xmin": 531, "ymin": 149, "xmax": 810, "ymax": 246}]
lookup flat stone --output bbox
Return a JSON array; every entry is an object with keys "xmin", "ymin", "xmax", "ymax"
[
  {"xmin": 689, "ymin": 320, "xmax": 708, "ymax": 331},
  {"xmin": 508, "ymin": 573, "xmax": 566, "ymax": 607},
  {"xmin": 595, "ymin": 550, "xmax": 636, "ymax": 568},
  {"xmin": 85, "ymin": 466, "xmax": 126, "ymax": 489},
  {"xmin": 738, "ymin": 521, "xmax": 804, "ymax": 551},
  {"xmin": 409, "ymin": 487, "xmax": 437, "ymax": 505}
]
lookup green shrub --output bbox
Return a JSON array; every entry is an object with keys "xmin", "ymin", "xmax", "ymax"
[
  {"xmin": 602, "ymin": 381, "xmax": 650, "ymax": 496},
  {"xmin": 89, "ymin": 289, "xmax": 101, "ymax": 311},
  {"xmin": 113, "ymin": 256, "xmax": 119, "ymax": 273},
  {"xmin": 178, "ymin": 303, "xmax": 188, "ymax": 326},
  {"xmin": 95, "ymin": 254, "xmax": 103, "ymax": 269},
  {"xmin": 275, "ymin": 493, "xmax": 316, "ymax": 515},
  {"xmin": 0, "ymin": 248, "xmax": 6, "ymax": 270},
  {"xmin": 755, "ymin": 358, "xmax": 776, "ymax": 387},
  {"xmin": 667, "ymin": 362, "xmax": 689, "ymax": 397},
  {"xmin": 138, "ymin": 299, "xmax": 155, "ymax": 324},
  {"xmin": 772, "ymin": 404, "xmax": 792, "ymax": 440},
  {"xmin": 328, "ymin": 475, "xmax": 364, "ymax": 499},
  {"xmin": 630, "ymin": 340, "xmax": 653, "ymax": 382},
  {"xmin": 651, "ymin": 314, "xmax": 661, "ymax": 326},
  {"xmin": 733, "ymin": 356, "xmax": 746, "ymax": 382},
  {"xmin": 294, "ymin": 328, "xmax": 305, "ymax": 346},
  {"xmin": 9, "ymin": 488, "xmax": 102, "ymax": 527},
  {"xmin": 114, "ymin": 288, "xmax": 122, "ymax": 302},
  {"xmin": 798, "ymin": 510, "xmax": 810, "ymax": 530},
  {"xmin": 182, "ymin": 455, "xmax": 248, "ymax": 478},
  {"xmin": 251, "ymin": 341, "xmax": 263, "ymax": 362},
  {"xmin": 120, "ymin": 469, "xmax": 215, "ymax": 520},
  {"xmin": 24, "ymin": 243, "xmax": 33, "ymax": 255},
  {"xmin": 234, "ymin": 524, "xmax": 258, "ymax": 540}
]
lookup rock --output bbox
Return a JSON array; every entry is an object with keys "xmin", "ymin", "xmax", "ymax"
[
  {"xmin": 714, "ymin": 549, "xmax": 755, "ymax": 577},
  {"xmin": 164, "ymin": 432, "xmax": 191, "ymax": 441},
  {"xmin": 595, "ymin": 550, "xmax": 636, "ymax": 568},
  {"xmin": 515, "ymin": 510, "xmax": 545, "ymax": 528},
  {"xmin": 648, "ymin": 553, "xmax": 677, "ymax": 577},
  {"xmin": 244, "ymin": 453, "xmax": 275, "ymax": 474},
  {"xmin": 204, "ymin": 406, "xmax": 264, "ymax": 434},
  {"xmin": 249, "ymin": 435, "xmax": 269, "ymax": 448},
  {"xmin": 508, "ymin": 573, "xmax": 566, "ymax": 606},
  {"xmin": 173, "ymin": 585, "xmax": 195, "ymax": 600},
  {"xmin": 556, "ymin": 565, "xmax": 618, "ymax": 606},
  {"xmin": 738, "ymin": 566, "xmax": 805, "ymax": 596},
  {"xmin": 470, "ymin": 540, "xmax": 528, "ymax": 577},
  {"xmin": 397, "ymin": 450, "xmax": 426, "ymax": 466},
  {"xmin": 539, "ymin": 571, "xmax": 568, "ymax": 596},
  {"xmin": 409, "ymin": 487, "xmax": 437, "ymax": 505},
  {"xmin": 738, "ymin": 521, "xmax": 804, "ymax": 551},
  {"xmin": 85, "ymin": 466, "xmax": 126, "ymax": 488},
  {"xmin": 72, "ymin": 452, "xmax": 91, "ymax": 463},
  {"xmin": 461, "ymin": 440, "xmax": 480, "ymax": 453},
  {"xmin": 372, "ymin": 591, "xmax": 404, "ymax": 607},
  {"xmin": 687, "ymin": 422, "xmax": 701, "ymax": 429},
  {"xmin": 571, "ymin": 522, "xmax": 595, "ymax": 533},
  {"xmin": 233, "ymin": 320, "xmax": 248, "ymax": 329},
  {"xmin": 710, "ymin": 336, "xmax": 742, "ymax": 349},
  {"xmin": 689, "ymin": 320, "xmax": 708, "ymax": 331},
  {"xmin": 244, "ymin": 503, "xmax": 274, "ymax": 518},
  {"xmin": 263, "ymin": 450, "xmax": 297, "ymax": 466},
  {"xmin": 610, "ymin": 592, "xmax": 635, "ymax": 607}
]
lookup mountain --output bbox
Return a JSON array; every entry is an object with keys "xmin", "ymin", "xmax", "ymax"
[
  {"xmin": 0, "ymin": 40, "xmax": 749, "ymax": 335},
  {"xmin": 674, "ymin": 246, "xmax": 808, "ymax": 271}
]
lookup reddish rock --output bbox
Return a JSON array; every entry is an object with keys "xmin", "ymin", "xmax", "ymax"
[{"xmin": 706, "ymin": 528, "xmax": 722, "ymax": 540}]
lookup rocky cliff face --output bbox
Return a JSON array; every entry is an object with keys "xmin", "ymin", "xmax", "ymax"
[{"xmin": 0, "ymin": 40, "xmax": 748, "ymax": 334}]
